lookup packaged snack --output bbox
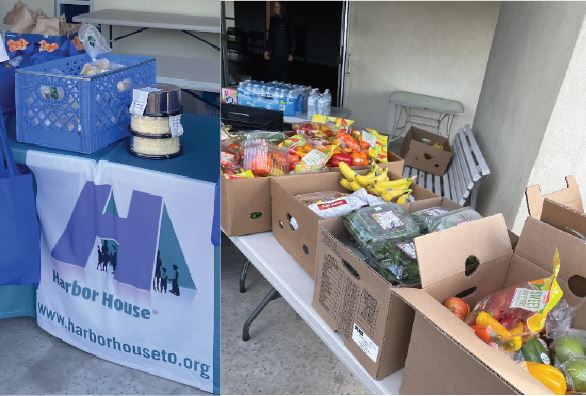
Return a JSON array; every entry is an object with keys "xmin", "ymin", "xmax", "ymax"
[
  {"xmin": 343, "ymin": 203, "xmax": 421, "ymax": 262},
  {"xmin": 428, "ymin": 207, "xmax": 483, "ymax": 232},
  {"xmin": 242, "ymin": 138, "xmax": 290, "ymax": 177},
  {"xmin": 360, "ymin": 128, "xmax": 389, "ymax": 163},
  {"xmin": 465, "ymin": 249, "xmax": 563, "ymax": 353},
  {"xmin": 296, "ymin": 191, "xmax": 348, "ymax": 206},
  {"xmin": 303, "ymin": 189, "xmax": 370, "ymax": 219},
  {"xmin": 220, "ymin": 139, "xmax": 243, "ymax": 175}
]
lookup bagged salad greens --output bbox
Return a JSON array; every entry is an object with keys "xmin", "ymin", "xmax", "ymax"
[
  {"xmin": 343, "ymin": 203, "xmax": 421, "ymax": 262},
  {"xmin": 429, "ymin": 207, "xmax": 482, "ymax": 232},
  {"xmin": 411, "ymin": 206, "xmax": 453, "ymax": 233},
  {"xmin": 373, "ymin": 239, "xmax": 421, "ymax": 286}
]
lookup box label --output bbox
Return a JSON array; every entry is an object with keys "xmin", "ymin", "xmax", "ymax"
[
  {"xmin": 396, "ymin": 242, "xmax": 417, "ymax": 260},
  {"xmin": 169, "ymin": 115, "xmax": 184, "ymax": 137},
  {"xmin": 510, "ymin": 288, "xmax": 548, "ymax": 312},
  {"xmin": 352, "ymin": 323, "xmax": 379, "ymax": 362},
  {"xmin": 129, "ymin": 87, "xmax": 160, "ymax": 116},
  {"xmin": 371, "ymin": 210, "xmax": 405, "ymax": 230}
]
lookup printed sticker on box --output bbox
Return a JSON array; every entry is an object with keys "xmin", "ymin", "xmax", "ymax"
[{"xmin": 352, "ymin": 323, "xmax": 379, "ymax": 362}]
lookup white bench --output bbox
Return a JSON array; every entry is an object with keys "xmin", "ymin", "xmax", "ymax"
[{"xmin": 402, "ymin": 124, "xmax": 490, "ymax": 209}]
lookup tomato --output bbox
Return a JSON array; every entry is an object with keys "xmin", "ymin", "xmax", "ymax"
[{"xmin": 443, "ymin": 297, "xmax": 471, "ymax": 320}]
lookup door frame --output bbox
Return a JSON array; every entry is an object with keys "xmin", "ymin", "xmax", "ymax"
[{"xmin": 337, "ymin": 0, "xmax": 350, "ymax": 107}]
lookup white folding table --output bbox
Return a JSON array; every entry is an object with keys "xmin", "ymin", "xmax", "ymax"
[
  {"xmin": 73, "ymin": 9, "xmax": 221, "ymax": 92},
  {"xmin": 230, "ymin": 232, "xmax": 403, "ymax": 395}
]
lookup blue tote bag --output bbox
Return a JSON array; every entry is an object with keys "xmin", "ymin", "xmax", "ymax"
[{"xmin": 0, "ymin": 112, "xmax": 40, "ymax": 285}]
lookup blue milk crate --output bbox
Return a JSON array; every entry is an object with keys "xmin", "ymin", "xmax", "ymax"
[{"xmin": 15, "ymin": 53, "xmax": 156, "ymax": 154}]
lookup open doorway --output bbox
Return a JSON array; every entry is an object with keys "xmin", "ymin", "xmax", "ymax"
[{"xmin": 222, "ymin": 1, "xmax": 347, "ymax": 106}]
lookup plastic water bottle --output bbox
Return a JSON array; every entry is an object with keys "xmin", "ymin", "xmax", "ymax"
[
  {"xmin": 307, "ymin": 89, "xmax": 320, "ymax": 118},
  {"xmin": 317, "ymin": 89, "xmax": 332, "ymax": 116}
]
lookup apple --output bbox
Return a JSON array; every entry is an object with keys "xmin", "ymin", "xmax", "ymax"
[
  {"xmin": 553, "ymin": 336, "xmax": 585, "ymax": 364},
  {"xmin": 564, "ymin": 358, "xmax": 586, "ymax": 392}
]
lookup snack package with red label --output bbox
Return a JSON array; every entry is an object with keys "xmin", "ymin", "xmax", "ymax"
[
  {"xmin": 242, "ymin": 138, "xmax": 290, "ymax": 177},
  {"xmin": 301, "ymin": 188, "xmax": 371, "ymax": 219},
  {"xmin": 465, "ymin": 249, "xmax": 563, "ymax": 353}
]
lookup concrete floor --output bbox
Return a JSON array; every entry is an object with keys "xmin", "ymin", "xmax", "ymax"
[
  {"xmin": 0, "ymin": 317, "xmax": 208, "ymax": 395},
  {"xmin": 221, "ymin": 235, "xmax": 368, "ymax": 395}
]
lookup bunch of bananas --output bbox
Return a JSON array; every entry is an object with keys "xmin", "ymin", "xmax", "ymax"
[{"xmin": 338, "ymin": 161, "xmax": 415, "ymax": 204}]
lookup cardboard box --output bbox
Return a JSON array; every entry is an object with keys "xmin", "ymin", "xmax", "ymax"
[
  {"xmin": 313, "ymin": 200, "xmax": 495, "ymax": 381},
  {"xmin": 398, "ymin": 211, "xmax": 586, "ymax": 394},
  {"xmin": 222, "ymin": 153, "xmax": 404, "ymax": 237},
  {"xmin": 526, "ymin": 175, "xmax": 583, "ymax": 219},
  {"xmin": 221, "ymin": 87, "xmax": 238, "ymax": 104},
  {"xmin": 400, "ymin": 126, "xmax": 452, "ymax": 176},
  {"xmin": 272, "ymin": 166, "xmax": 436, "ymax": 279}
]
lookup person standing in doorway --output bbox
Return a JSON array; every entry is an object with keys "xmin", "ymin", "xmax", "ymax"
[{"xmin": 264, "ymin": 1, "xmax": 296, "ymax": 82}]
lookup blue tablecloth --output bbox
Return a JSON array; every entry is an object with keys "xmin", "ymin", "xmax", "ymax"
[{"xmin": 1, "ymin": 113, "xmax": 219, "ymax": 319}]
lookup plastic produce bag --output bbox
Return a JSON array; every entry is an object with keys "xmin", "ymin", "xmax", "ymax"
[
  {"xmin": 429, "ymin": 207, "xmax": 482, "ymax": 232},
  {"xmin": 373, "ymin": 239, "xmax": 420, "ymax": 286},
  {"xmin": 411, "ymin": 206, "xmax": 453, "ymax": 233},
  {"xmin": 242, "ymin": 138, "xmax": 290, "ymax": 177},
  {"xmin": 465, "ymin": 249, "xmax": 563, "ymax": 352},
  {"xmin": 343, "ymin": 203, "xmax": 421, "ymax": 262},
  {"xmin": 78, "ymin": 23, "xmax": 110, "ymax": 62}
]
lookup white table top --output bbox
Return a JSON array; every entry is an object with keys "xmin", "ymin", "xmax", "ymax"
[
  {"xmin": 284, "ymin": 107, "xmax": 352, "ymax": 124},
  {"xmin": 73, "ymin": 9, "xmax": 221, "ymax": 33},
  {"xmin": 389, "ymin": 91, "xmax": 464, "ymax": 115},
  {"xmin": 153, "ymin": 55, "xmax": 220, "ymax": 92},
  {"xmin": 230, "ymin": 231, "xmax": 403, "ymax": 395}
]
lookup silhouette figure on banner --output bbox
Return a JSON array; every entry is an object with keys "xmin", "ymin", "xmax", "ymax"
[{"xmin": 170, "ymin": 265, "xmax": 180, "ymax": 296}]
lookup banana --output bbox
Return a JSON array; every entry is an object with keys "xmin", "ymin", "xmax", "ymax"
[
  {"xmin": 373, "ymin": 168, "xmax": 389, "ymax": 183},
  {"xmin": 375, "ymin": 176, "xmax": 416, "ymax": 190},
  {"xmin": 350, "ymin": 180, "xmax": 363, "ymax": 192},
  {"xmin": 339, "ymin": 162, "xmax": 357, "ymax": 181},
  {"xmin": 356, "ymin": 173, "xmax": 376, "ymax": 187},
  {"xmin": 381, "ymin": 188, "xmax": 409, "ymax": 202},
  {"xmin": 340, "ymin": 178, "xmax": 353, "ymax": 191},
  {"xmin": 396, "ymin": 190, "xmax": 412, "ymax": 204}
]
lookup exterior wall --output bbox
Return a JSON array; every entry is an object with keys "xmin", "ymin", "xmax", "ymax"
[
  {"xmin": 472, "ymin": 1, "xmax": 586, "ymax": 228},
  {"xmin": 512, "ymin": 14, "xmax": 586, "ymax": 232},
  {"xmin": 344, "ymin": 1, "xmax": 500, "ymax": 134}
]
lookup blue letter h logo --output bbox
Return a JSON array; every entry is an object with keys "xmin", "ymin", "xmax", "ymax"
[{"xmin": 52, "ymin": 182, "xmax": 163, "ymax": 290}]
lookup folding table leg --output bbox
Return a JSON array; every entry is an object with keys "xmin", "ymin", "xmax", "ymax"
[
  {"xmin": 239, "ymin": 259, "xmax": 251, "ymax": 293},
  {"xmin": 242, "ymin": 287, "xmax": 281, "ymax": 342}
]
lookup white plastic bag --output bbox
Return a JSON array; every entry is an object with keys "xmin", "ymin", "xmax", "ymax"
[{"xmin": 78, "ymin": 24, "xmax": 111, "ymax": 62}]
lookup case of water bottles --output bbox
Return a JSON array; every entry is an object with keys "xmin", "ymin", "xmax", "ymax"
[{"xmin": 237, "ymin": 80, "xmax": 331, "ymax": 117}]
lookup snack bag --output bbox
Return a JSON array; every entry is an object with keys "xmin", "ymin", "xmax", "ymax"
[
  {"xmin": 361, "ymin": 128, "xmax": 389, "ymax": 163},
  {"xmin": 466, "ymin": 248, "xmax": 563, "ymax": 352},
  {"xmin": 310, "ymin": 114, "xmax": 354, "ymax": 128},
  {"xmin": 303, "ymin": 188, "xmax": 370, "ymax": 219}
]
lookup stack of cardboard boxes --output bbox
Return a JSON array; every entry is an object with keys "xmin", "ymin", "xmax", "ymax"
[
  {"xmin": 310, "ymin": 175, "xmax": 586, "ymax": 393},
  {"xmin": 224, "ymin": 124, "xmax": 586, "ymax": 393}
]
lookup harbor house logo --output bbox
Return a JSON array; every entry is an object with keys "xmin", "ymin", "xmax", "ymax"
[{"xmin": 51, "ymin": 182, "xmax": 196, "ymax": 295}]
